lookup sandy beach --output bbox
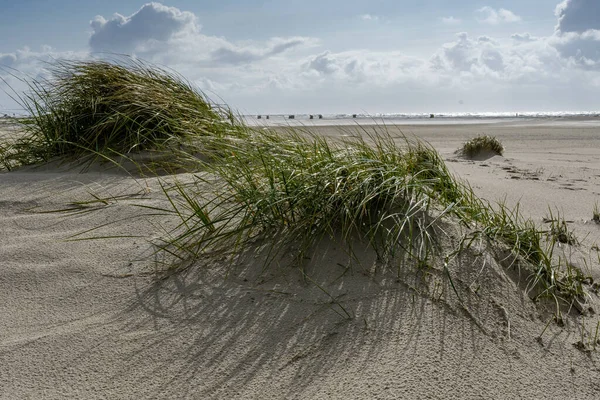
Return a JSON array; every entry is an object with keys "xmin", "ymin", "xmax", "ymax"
[{"xmin": 2, "ymin": 118, "xmax": 600, "ymax": 399}]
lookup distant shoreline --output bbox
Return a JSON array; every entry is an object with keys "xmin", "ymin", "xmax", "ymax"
[{"xmin": 245, "ymin": 115, "xmax": 600, "ymax": 127}]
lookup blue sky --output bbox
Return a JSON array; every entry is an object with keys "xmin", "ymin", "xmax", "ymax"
[{"xmin": 1, "ymin": 0, "xmax": 600, "ymax": 113}]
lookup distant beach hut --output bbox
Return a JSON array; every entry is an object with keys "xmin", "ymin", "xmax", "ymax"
[
  {"xmin": 309, "ymin": 115, "xmax": 314, "ymax": 119},
  {"xmin": 430, "ymin": 114, "xmax": 435, "ymax": 118},
  {"xmin": 352, "ymin": 114, "xmax": 357, "ymax": 118},
  {"xmin": 266, "ymin": 115, "xmax": 269, "ymax": 119},
  {"xmin": 288, "ymin": 115, "xmax": 295, "ymax": 119},
  {"xmin": 318, "ymin": 114, "xmax": 323, "ymax": 119},
  {"xmin": 257, "ymin": 115, "xmax": 262, "ymax": 119}
]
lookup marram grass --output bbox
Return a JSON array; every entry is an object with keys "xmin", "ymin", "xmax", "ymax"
[
  {"xmin": 460, "ymin": 135, "xmax": 504, "ymax": 158},
  {"xmin": 156, "ymin": 131, "xmax": 451, "ymax": 269},
  {"xmin": 1, "ymin": 58, "xmax": 590, "ymax": 315},
  {"xmin": 0, "ymin": 57, "xmax": 243, "ymax": 170},
  {"xmin": 154, "ymin": 127, "xmax": 588, "ymax": 312}
]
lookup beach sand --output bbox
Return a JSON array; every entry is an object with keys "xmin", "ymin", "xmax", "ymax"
[{"xmin": 1, "ymin": 119, "xmax": 600, "ymax": 399}]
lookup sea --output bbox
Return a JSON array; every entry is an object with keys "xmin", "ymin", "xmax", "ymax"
[
  {"xmin": 243, "ymin": 111, "xmax": 600, "ymax": 127},
  {"xmin": 3, "ymin": 110, "xmax": 600, "ymax": 127}
]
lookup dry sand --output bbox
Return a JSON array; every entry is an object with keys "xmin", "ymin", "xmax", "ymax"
[{"xmin": 1, "ymin": 119, "xmax": 600, "ymax": 399}]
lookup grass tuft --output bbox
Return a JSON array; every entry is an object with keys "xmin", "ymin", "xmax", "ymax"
[
  {"xmin": 2, "ymin": 58, "xmax": 590, "ymax": 319},
  {"xmin": 593, "ymin": 202, "xmax": 600, "ymax": 224},
  {"xmin": 157, "ymin": 127, "xmax": 589, "ymax": 313},
  {"xmin": 459, "ymin": 135, "xmax": 504, "ymax": 159},
  {"xmin": 156, "ymin": 131, "xmax": 451, "ymax": 272},
  {"xmin": 0, "ymin": 57, "xmax": 242, "ymax": 170}
]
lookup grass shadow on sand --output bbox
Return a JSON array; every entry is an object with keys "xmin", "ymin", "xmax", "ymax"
[{"xmin": 113, "ymin": 222, "xmax": 550, "ymax": 398}]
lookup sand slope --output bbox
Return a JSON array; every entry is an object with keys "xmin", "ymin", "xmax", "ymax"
[{"xmin": 2, "ymin": 121, "xmax": 600, "ymax": 399}]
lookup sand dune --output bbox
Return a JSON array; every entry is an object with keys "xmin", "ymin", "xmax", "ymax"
[{"xmin": 1, "ymin": 120, "xmax": 600, "ymax": 399}]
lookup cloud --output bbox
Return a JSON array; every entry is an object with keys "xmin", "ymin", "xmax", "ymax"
[
  {"xmin": 306, "ymin": 51, "xmax": 340, "ymax": 75},
  {"xmin": 555, "ymin": 0, "xmax": 600, "ymax": 33},
  {"xmin": 551, "ymin": 30, "xmax": 600, "ymax": 69},
  {"xmin": 303, "ymin": 50, "xmax": 428, "ymax": 86},
  {"xmin": 0, "ymin": 46, "xmax": 88, "ymax": 111},
  {"xmin": 210, "ymin": 37, "xmax": 315, "ymax": 65},
  {"xmin": 430, "ymin": 32, "xmax": 478, "ymax": 72},
  {"xmin": 0, "ymin": 53, "xmax": 17, "ymax": 67},
  {"xmin": 551, "ymin": 1, "xmax": 600, "ymax": 68},
  {"xmin": 512, "ymin": 32, "xmax": 537, "ymax": 42},
  {"xmin": 477, "ymin": 36, "xmax": 495, "ymax": 43},
  {"xmin": 441, "ymin": 16, "xmax": 461, "ymax": 25},
  {"xmin": 429, "ymin": 31, "xmax": 569, "ymax": 85},
  {"xmin": 88, "ymin": 2, "xmax": 315, "ymax": 68},
  {"xmin": 4, "ymin": 1, "xmax": 600, "ymax": 114},
  {"xmin": 89, "ymin": 2, "xmax": 198, "ymax": 53},
  {"xmin": 0, "ymin": 46, "xmax": 86, "ymax": 74},
  {"xmin": 360, "ymin": 14, "xmax": 379, "ymax": 22},
  {"xmin": 476, "ymin": 7, "xmax": 521, "ymax": 25}
]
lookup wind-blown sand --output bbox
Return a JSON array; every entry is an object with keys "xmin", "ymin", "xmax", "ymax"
[{"xmin": 1, "ymin": 119, "xmax": 600, "ymax": 399}]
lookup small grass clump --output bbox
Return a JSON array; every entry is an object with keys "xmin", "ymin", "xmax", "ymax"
[
  {"xmin": 0, "ymin": 57, "xmax": 242, "ymax": 170},
  {"xmin": 459, "ymin": 135, "xmax": 504, "ymax": 159}
]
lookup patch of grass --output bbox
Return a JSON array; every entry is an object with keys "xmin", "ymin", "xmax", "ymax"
[
  {"xmin": 155, "ymin": 130, "xmax": 453, "ymax": 272},
  {"xmin": 543, "ymin": 209, "xmax": 579, "ymax": 246},
  {"xmin": 464, "ymin": 203, "xmax": 588, "ymax": 311},
  {"xmin": 0, "ymin": 57, "xmax": 244, "ymax": 170},
  {"xmin": 593, "ymin": 202, "xmax": 600, "ymax": 224},
  {"xmin": 5, "ymin": 58, "xmax": 589, "ymax": 320},
  {"xmin": 155, "ymin": 126, "xmax": 588, "ymax": 313},
  {"xmin": 459, "ymin": 135, "xmax": 504, "ymax": 159}
]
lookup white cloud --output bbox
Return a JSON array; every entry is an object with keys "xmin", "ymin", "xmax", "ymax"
[
  {"xmin": 551, "ymin": 30, "xmax": 600, "ymax": 69},
  {"xmin": 551, "ymin": 0, "xmax": 600, "ymax": 69},
  {"xmin": 429, "ymin": 31, "xmax": 568, "ymax": 87},
  {"xmin": 555, "ymin": 0, "xmax": 600, "ymax": 33},
  {"xmin": 0, "ymin": 46, "xmax": 88, "ymax": 112},
  {"xmin": 511, "ymin": 32, "xmax": 537, "ymax": 42},
  {"xmin": 477, "ymin": 36, "xmax": 495, "ymax": 44},
  {"xmin": 441, "ymin": 16, "xmax": 461, "ymax": 25},
  {"xmin": 210, "ymin": 37, "xmax": 316, "ymax": 65},
  {"xmin": 476, "ymin": 7, "xmax": 521, "ymax": 25},
  {"xmin": 88, "ymin": 2, "xmax": 315, "ymax": 67},
  {"xmin": 89, "ymin": 2, "xmax": 199, "ymax": 53},
  {"xmin": 360, "ymin": 14, "xmax": 379, "ymax": 22},
  {"xmin": 4, "ymin": 1, "xmax": 600, "ymax": 113},
  {"xmin": 303, "ymin": 50, "xmax": 427, "ymax": 85}
]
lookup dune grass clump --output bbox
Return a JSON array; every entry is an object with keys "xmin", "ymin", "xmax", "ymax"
[
  {"xmin": 3, "ymin": 57, "xmax": 587, "ymax": 315},
  {"xmin": 157, "ymin": 131, "xmax": 455, "ymax": 270},
  {"xmin": 460, "ymin": 135, "xmax": 504, "ymax": 159},
  {"xmin": 0, "ymin": 58, "xmax": 241, "ymax": 170},
  {"xmin": 155, "ymin": 126, "xmax": 587, "ymax": 311}
]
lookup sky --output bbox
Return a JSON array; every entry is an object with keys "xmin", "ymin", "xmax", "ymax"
[{"xmin": 1, "ymin": 0, "xmax": 600, "ymax": 114}]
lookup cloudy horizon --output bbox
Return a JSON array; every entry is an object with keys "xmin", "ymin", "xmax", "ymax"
[{"xmin": 1, "ymin": 0, "xmax": 600, "ymax": 114}]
